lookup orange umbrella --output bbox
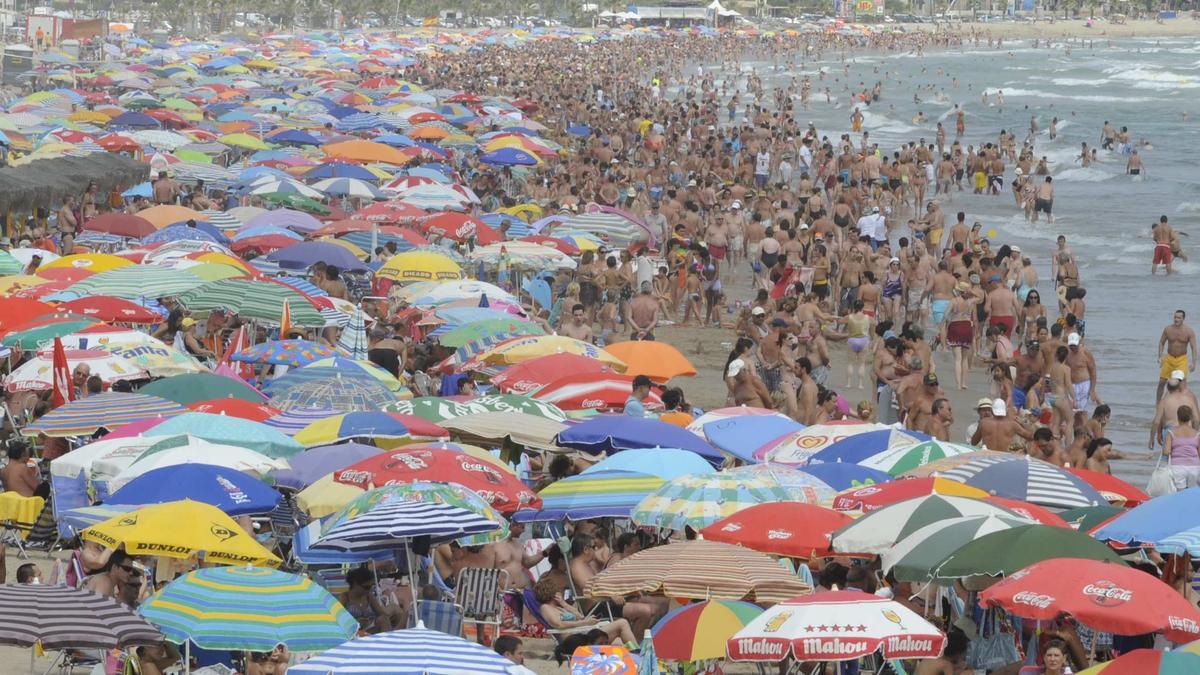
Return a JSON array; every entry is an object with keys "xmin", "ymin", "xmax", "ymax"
[
  {"xmin": 136, "ymin": 205, "xmax": 205, "ymax": 229},
  {"xmin": 407, "ymin": 125, "xmax": 449, "ymax": 141},
  {"xmin": 604, "ymin": 340, "xmax": 696, "ymax": 383},
  {"xmin": 322, "ymin": 139, "xmax": 413, "ymax": 165}
]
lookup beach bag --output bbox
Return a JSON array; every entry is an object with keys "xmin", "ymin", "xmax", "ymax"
[
  {"xmin": 967, "ymin": 608, "xmax": 1021, "ymax": 672},
  {"xmin": 1147, "ymin": 454, "xmax": 1178, "ymax": 498}
]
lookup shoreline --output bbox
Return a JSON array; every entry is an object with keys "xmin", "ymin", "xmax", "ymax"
[{"xmin": 892, "ymin": 17, "xmax": 1200, "ymax": 39}]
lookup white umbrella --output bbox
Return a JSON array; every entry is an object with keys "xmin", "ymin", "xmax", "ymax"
[
  {"xmin": 4, "ymin": 349, "xmax": 147, "ymax": 392},
  {"xmin": 311, "ymin": 177, "xmax": 386, "ymax": 200},
  {"xmin": 105, "ymin": 435, "xmax": 287, "ymax": 492}
]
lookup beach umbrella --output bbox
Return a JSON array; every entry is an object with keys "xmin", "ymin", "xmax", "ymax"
[
  {"xmin": 232, "ymin": 339, "xmax": 336, "ymax": 367},
  {"xmin": 147, "ymin": 413, "xmax": 302, "ymax": 458},
  {"xmin": 479, "ymin": 147, "xmax": 540, "ymax": 166},
  {"xmin": 312, "ymin": 177, "xmax": 386, "ymax": 200},
  {"xmin": 724, "ymin": 465, "xmax": 839, "ymax": 504},
  {"xmin": 62, "ymin": 265, "xmax": 209, "ymax": 299},
  {"xmin": 375, "ymin": 250, "xmax": 463, "ymax": 283},
  {"xmin": 264, "ymin": 358, "xmax": 402, "ymax": 395},
  {"xmin": 696, "ymin": 409, "xmax": 802, "ymax": 461},
  {"xmin": 980, "ymin": 558, "xmax": 1200, "ymax": 643},
  {"xmin": 105, "ymin": 464, "xmax": 280, "ymax": 516},
  {"xmin": 727, "ymin": 591, "xmax": 945, "ymax": 663},
  {"xmin": 269, "ymin": 443, "xmax": 383, "ymax": 491},
  {"xmin": 650, "ymin": 600, "xmax": 761, "ymax": 662},
  {"xmin": 269, "ymin": 375, "xmax": 397, "ymax": 413},
  {"xmin": 4, "ymin": 348, "xmax": 146, "ymax": 392},
  {"xmin": 754, "ymin": 421, "xmax": 890, "ymax": 465},
  {"xmin": 985, "ymin": 496, "xmax": 1071, "ymax": 528},
  {"xmin": 304, "ymin": 162, "xmax": 376, "ymax": 181},
  {"xmin": 830, "ymin": 494, "xmax": 1025, "ymax": 555},
  {"xmin": 465, "ymin": 393, "xmax": 566, "ymax": 421},
  {"xmin": 322, "ymin": 139, "xmax": 413, "ymax": 165},
  {"xmin": 22, "ymin": 392, "xmax": 186, "ymax": 437},
  {"xmin": 1065, "ymin": 467, "xmax": 1149, "ymax": 506},
  {"xmin": 795, "ymin": 462, "xmax": 893, "ymax": 491},
  {"xmin": 2, "ymin": 318, "xmax": 101, "ymax": 349},
  {"xmin": 489, "ymin": 353, "xmax": 610, "ymax": 394},
  {"xmin": 478, "ymin": 334, "xmax": 625, "ymax": 368},
  {"xmin": 831, "ymin": 476, "xmax": 989, "ymax": 512},
  {"xmin": 436, "ymin": 411, "xmax": 567, "ymax": 453},
  {"xmin": 882, "ymin": 515, "xmax": 1034, "ymax": 582},
  {"xmin": 632, "ymin": 472, "xmax": 794, "ymax": 532},
  {"xmin": 140, "ymin": 566, "xmax": 357, "ymax": 652},
  {"xmin": 0, "ymin": 297, "xmax": 55, "ymax": 333},
  {"xmin": 110, "ymin": 435, "xmax": 288, "ymax": 489},
  {"xmin": 1076, "ymin": 650, "xmax": 1200, "ymax": 675},
  {"xmin": 98, "ymin": 341, "xmax": 207, "ymax": 377},
  {"xmin": 175, "ymin": 278, "xmax": 325, "ymax": 326},
  {"xmin": 700, "ymin": 502, "xmax": 853, "ymax": 559},
  {"xmin": 603, "ymin": 341, "xmax": 696, "ymax": 383},
  {"xmin": 0, "ymin": 250, "xmax": 21, "ymax": 275},
  {"xmin": 583, "ymin": 448, "xmax": 716, "ymax": 480},
  {"xmin": 586, "ymin": 540, "xmax": 809, "ymax": 604},
  {"xmin": 1061, "ymin": 504, "xmax": 1125, "ymax": 533},
  {"xmin": 57, "ymin": 296, "xmax": 164, "ymax": 323},
  {"xmin": 139, "ymin": 372, "xmax": 264, "ymax": 404},
  {"xmin": 82, "ymin": 212, "xmax": 156, "ymax": 238},
  {"xmin": 515, "ymin": 470, "xmax": 666, "ymax": 523},
  {"xmin": 934, "ymin": 524, "xmax": 1125, "ymax": 581},
  {"xmin": 82, "ymin": 499, "xmax": 281, "ymax": 566},
  {"xmin": 288, "ymin": 627, "xmax": 516, "ymax": 675},
  {"xmin": 809, "ymin": 431, "xmax": 963, "ymax": 473},
  {"xmin": 293, "ymin": 412, "xmax": 447, "ymax": 447},
  {"xmin": 136, "ymin": 205, "xmax": 205, "ymax": 229},
  {"xmin": 571, "ymin": 645, "xmax": 637, "ymax": 673},
  {"xmin": 438, "ymin": 318, "xmax": 545, "ymax": 348},
  {"xmin": 531, "ymin": 371, "xmax": 664, "ymax": 412},
  {"xmin": 266, "ymin": 242, "xmax": 370, "ymax": 273},
  {"xmin": 939, "ymin": 454, "xmax": 1105, "ymax": 509},
  {"xmin": 187, "ymin": 399, "xmax": 280, "ymax": 421},
  {"xmin": 310, "ymin": 483, "xmax": 506, "ymax": 553},
  {"xmin": 335, "ymin": 307, "xmax": 368, "ymax": 359},
  {"xmin": 0, "ymin": 586, "xmax": 161, "ymax": 650},
  {"xmin": 333, "ymin": 447, "xmax": 540, "ymax": 513},
  {"xmin": 555, "ymin": 415, "xmax": 722, "ymax": 464},
  {"xmin": 243, "ymin": 208, "xmax": 324, "ymax": 234},
  {"xmin": 1093, "ymin": 488, "xmax": 1200, "ymax": 556}
]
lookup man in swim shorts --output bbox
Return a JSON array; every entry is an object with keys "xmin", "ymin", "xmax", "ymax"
[
  {"xmin": 1158, "ymin": 309, "xmax": 1197, "ymax": 401},
  {"xmin": 1032, "ymin": 176, "xmax": 1054, "ymax": 224},
  {"xmin": 1152, "ymin": 215, "xmax": 1175, "ymax": 276}
]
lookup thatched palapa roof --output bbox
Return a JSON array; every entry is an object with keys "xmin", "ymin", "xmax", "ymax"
[{"xmin": 0, "ymin": 154, "xmax": 150, "ymax": 214}]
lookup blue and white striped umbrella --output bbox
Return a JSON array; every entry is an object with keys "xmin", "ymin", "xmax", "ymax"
[
  {"xmin": 311, "ymin": 177, "xmax": 386, "ymax": 200},
  {"xmin": 335, "ymin": 112, "xmax": 392, "ymax": 132},
  {"xmin": 939, "ymin": 454, "xmax": 1104, "ymax": 509},
  {"xmin": 287, "ymin": 627, "xmax": 516, "ymax": 674},
  {"xmin": 336, "ymin": 307, "xmax": 368, "ymax": 359}
]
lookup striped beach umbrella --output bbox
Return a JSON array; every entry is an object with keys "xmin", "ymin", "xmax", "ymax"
[
  {"xmin": 830, "ymin": 494, "xmax": 1024, "ymax": 555},
  {"xmin": 22, "ymin": 392, "xmax": 186, "ymax": 437},
  {"xmin": 264, "ymin": 407, "xmax": 337, "ymax": 435},
  {"xmin": 882, "ymin": 515, "xmax": 1033, "ymax": 582},
  {"xmin": 939, "ymin": 454, "xmax": 1105, "ymax": 509},
  {"xmin": 139, "ymin": 566, "xmax": 358, "ymax": 652},
  {"xmin": 0, "ymin": 585, "xmax": 161, "ymax": 649},
  {"xmin": 335, "ymin": 307, "xmax": 368, "ymax": 359},
  {"xmin": 62, "ymin": 265, "xmax": 210, "ymax": 299},
  {"xmin": 381, "ymin": 396, "xmax": 478, "ymax": 422},
  {"xmin": 515, "ymin": 470, "xmax": 665, "ymax": 523},
  {"xmin": 0, "ymin": 250, "xmax": 23, "ymax": 275},
  {"xmin": 175, "ymin": 279, "xmax": 325, "ymax": 326},
  {"xmin": 632, "ymin": 473, "xmax": 794, "ymax": 533},
  {"xmin": 292, "ymin": 412, "xmax": 447, "ymax": 447},
  {"xmin": 288, "ymin": 627, "xmax": 516, "ymax": 674},
  {"xmin": 1077, "ymin": 649, "xmax": 1200, "ymax": 675}
]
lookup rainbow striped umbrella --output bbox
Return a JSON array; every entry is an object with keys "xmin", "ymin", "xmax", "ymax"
[
  {"xmin": 650, "ymin": 600, "xmax": 763, "ymax": 662},
  {"xmin": 632, "ymin": 473, "xmax": 794, "ymax": 532},
  {"xmin": 22, "ymin": 392, "xmax": 186, "ymax": 437},
  {"xmin": 139, "ymin": 566, "xmax": 358, "ymax": 651},
  {"xmin": 515, "ymin": 470, "xmax": 665, "ymax": 523},
  {"xmin": 231, "ymin": 339, "xmax": 336, "ymax": 367}
]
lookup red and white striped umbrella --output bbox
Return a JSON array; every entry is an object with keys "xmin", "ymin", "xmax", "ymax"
[
  {"xmin": 382, "ymin": 176, "xmax": 438, "ymax": 193},
  {"xmin": 532, "ymin": 372, "xmax": 663, "ymax": 412}
]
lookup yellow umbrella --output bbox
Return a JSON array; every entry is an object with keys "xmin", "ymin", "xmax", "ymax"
[
  {"xmin": 0, "ymin": 275, "xmax": 49, "ymax": 294},
  {"xmin": 376, "ymin": 251, "xmax": 463, "ymax": 283},
  {"xmin": 39, "ymin": 253, "xmax": 133, "ymax": 273},
  {"xmin": 181, "ymin": 262, "xmax": 247, "ymax": 281},
  {"xmin": 498, "ymin": 203, "xmax": 543, "ymax": 221},
  {"xmin": 220, "ymin": 133, "xmax": 271, "ymax": 151},
  {"xmin": 82, "ymin": 500, "xmax": 281, "ymax": 566},
  {"xmin": 193, "ymin": 252, "xmax": 252, "ymax": 272},
  {"xmin": 296, "ymin": 474, "xmax": 361, "ymax": 518},
  {"xmin": 243, "ymin": 59, "xmax": 276, "ymax": 70},
  {"xmin": 322, "ymin": 139, "xmax": 412, "ymax": 165},
  {"xmin": 479, "ymin": 335, "xmax": 626, "ymax": 368},
  {"xmin": 67, "ymin": 110, "xmax": 110, "ymax": 124}
]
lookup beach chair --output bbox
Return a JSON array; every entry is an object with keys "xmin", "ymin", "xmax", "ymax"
[
  {"xmin": 410, "ymin": 599, "xmax": 464, "ymax": 637},
  {"xmin": 0, "ymin": 492, "xmax": 46, "ymax": 559},
  {"xmin": 520, "ymin": 588, "xmax": 603, "ymax": 644},
  {"xmin": 455, "ymin": 567, "xmax": 507, "ymax": 645}
]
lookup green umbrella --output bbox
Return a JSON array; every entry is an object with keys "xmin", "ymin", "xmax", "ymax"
[
  {"xmin": 0, "ymin": 250, "xmax": 23, "ymax": 275},
  {"xmin": 2, "ymin": 319, "xmax": 98, "ymax": 348},
  {"xmin": 864, "ymin": 439, "xmax": 983, "ymax": 477},
  {"xmin": 175, "ymin": 279, "xmax": 324, "ymax": 326},
  {"xmin": 65, "ymin": 266, "xmax": 210, "ymax": 300},
  {"xmin": 174, "ymin": 149, "xmax": 212, "ymax": 164},
  {"xmin": 439, "ymin": 319, "xmax": 546, "ymax": 348},
  {"xmin": 933, "ymin": 524, "xmax": 1126, "ymax": 581},
  {"xmin": 382, "ymin": 396, "xmax": 478, "ymax": 422},
  {"xmin": 467, "ymin": 393, "xmax": 566, "ymax": 422},
  {"xmin": 1060, "ymin": 504, "xmax": 1125, "ymax": 533},
  {"xmin": 161, "ymin": 97, "xmax": 198, "ymax": 111},
  {"xmin": 831, "ymin": 494, "xmax": 1022, "ymax": 555},
  {"xmin": 881, "ymin": 515, "xmax": 1032, "ymax": 582},
  {"xmin": 139, "ymin": 372, "xmax": 265, "ymax": 405},
  {"xmin": 259, "ymin": 193, "xmax": 330, "ymax": 215}
]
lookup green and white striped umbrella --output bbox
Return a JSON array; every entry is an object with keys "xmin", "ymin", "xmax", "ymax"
[
  {"xmin": 0, "ymin": 250, "xmax": 23, "ymax": 275},
  {"xmin": 831, "ymin": 495, "xmax": 1024, "ymax": 555},
  {"xmin": 632, "ymin": 473, "xmax": 793, "ymax": 533},
  {"xmin": 861, "ymin": 439, "xmax": 983, "ymax": 477},
  {"xmin": 63, "ymin": 266, "xmax": 210, "ymax": 299},
  {"xmin": 881, "ymin": 515, "xmax": 1032, "ymax": 582},
  {"xmin": 175, "ymin": 278, "xmax": 324, "ymax": 326}
]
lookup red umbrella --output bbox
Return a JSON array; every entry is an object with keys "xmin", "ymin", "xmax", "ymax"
[
  {"xmin": 230, "ymin": 234, "xmax": 300, "ymax": 254},
  {"xmin": 187, "ymin": 399, "xmax": 282, "ymax": 421},
  {"xmin": 985, "ymin": 496, "xmax": 1070, "ymax": 528},
  {"xmin": 333, "ymin": 447, "xmax": 541, "ymax": 513},
  {"xmin": 421, "ymin": 212, "xmax": 500, "ymax": 245},
  {"xmin": 97, "ymin": 134, "xmax": 141, "ymax": 152},
  {"xmin": 518, "ymin": 235, "xmax": 580, "ymax": 256},
  {"xmin": 37, "ymin": 267, "xmax": 95, "ymax": 283},
  {"xmin": 1066, "ymin": 467, "xmax": 1149, "ymax": 506},
  {"xmin": 490, "ymin": 353, "xmax": 611, "ymax": 394},
  {"xmin": 82, "ymin": 213, "xmax": 157, "ymax": 238},
  {"xmin": 353, "ymin": 201, "xmax": 425, "ymax": 223},
  {"xmin": 0, "ymin": 298, "xmax": 56, "ymax": 334},
  {"xmin": 57, "ymin": 296, "xmax": 162, "ymax": 324},
  {"xmin": 700, "ymin": 503, "xmax": 854, "ymax": 559},
  {"xmin": 979, "ymin": 557, "xmax": 1200, "ymax": 643},
  {"xmin": 531, "ymin": 371, "xmax": 663, "ymax": 412}
]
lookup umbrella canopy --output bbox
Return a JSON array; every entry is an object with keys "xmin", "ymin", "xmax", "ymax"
[
  {"xmin": 105, "ymin": 463, "xmax": 280, "ymax": 516},
  {"xmin": 264, "ymin": 359, "xmax": 403, "ymax": 395},
  {"xmin": 99, "ymin": 341, "xmax": 207, "ymax": 377},
  {"xmin": 232, "ymin": 339, "xmax": 337, "ymax": 367},
  {"xmin": 187, "ymin": 399, "xmax": 281, "ymax": 421},
  {"xmin": 1077, "ymin": 649, "xmax": 1200, "ymax": 674},
  {"xmin": 478, "ymin": 334, "xmax": 624, "ymax": 368},
  {"xmin": 175, "ymin": 278, "xmax": 325, "ymax": 326},
  {"xmin": 288, "ymin": 627, "xmax": 517, "ymax": 675},
  {"xmin": 830, "ymin": 494, "xmax": 1025, "ymax": 555},
  {"xmin": 515, "ymin": 470, "xmax": 666, "ymax": 523},
  {"xmin": 727, "ymin": 591, "xmax": 945, "ymax": 663},
  {"xmin": 698, "ymin": 410, "xmax": 803, "ymax": 462},
  {"xmin": 1065, "ymin": 467, "xmax": 1149, "ymax": 506},
  {"xmin": 831, "ymin": 476, "xmax": 988, "ymax": 512},
  {"xmin": 376, "ymin": 250, "xmax": 463, "ymax": 283},
  {"xmin": 82, "ymin": 499, "xmax": 281, "ymax": 566},
  {"xmin": 5, "ymin": 348, "xmax": 147, "ymax": 392},
  {"xmin": 333, "ymin": 447, "xmax": 539, "ymax": 513},
  {"xmin": 1061, "ymin": 504, "xmax": 1125, "ymax": 533},
  {"xmin": 700, "ymin": 502, "xmax": 854, "ymax": 559},
  {"xmin": 650, "ymin": 600, "xmax": 763, "ymax": 662},
  {"xmin": 109, "ymin": 435, "xmax": 286, "ymax": 490},
  {"xmin": 882, "ymin": 515, "xmax": 1034, "ymax": 582},
  {"xmin": 57, "ymin": 296, "xmax": 164, "ymax": 323},
  {"xmin": 940, "ymin": 454, "xmax": 1105, "ymax": 509},
  {"xmin": 489, "ymin": 352, "xmax": 611, "ymax": 394},
  {"xmin": 0, "ymin": 585, "xmax": 161, "ymax": 649},
  {"xmin": 269, "ymin": 443, "xmax": 382, "ymax": 490},
  {"xmin": 755, "ymin": 422, "xmax": 890, "ymax": 465},
  {"xmin": 465, "ymin": 393, "xmax": 567, "ymax": 421},
  {"xmin": 603, "ymin": 340, "xmax": 696, "ymax": 383},
  {"xmin": 269, "ymin": 376, "xmax": 397, "ymax": 413},
  {"xmin": 933, "ymin": 524, "xmax": 1125, "ymax": 581},
  {"xmin": 632, "ymin": 472, "xmax": 795, "ymax": 532},
  {"xmin": 139, "ymin": 566, "xmax": 358, "ymax": 651},
  {"xmin": 439, "ymin": 318, "xmax": 545, "ymax": 349},
  {"xmin": 146, "ymin": 413, "xmax": 302, "ymax": 458},
  {"xmin": 585, "ymin": 540, "xmax": 809, "ymax": 604},
  {"xmin": 22, "ymin": 392, "xmax": 186, "ymax": 437},
  {"xmin": 531, "ymin": 371, "xmax": 664, "ymax": 412},
  {"xmin": 83, "ymin": 212, "xmax": 157, "ymax": 238},
  {"xmin": 979, "ymin": 558, "xmax": 1200, "ymax": 643},
  {"xmin": 292, "ymin": 412, "xmax": 447, "ymax": 447},
  {"xmin": 1093, "ymin": 488, "xmax": 1200, "ymax": 556},
  {"xmin": 555, "ymin": 415, "xmax": 722, "ymax": 464},
  {"xmin": 139, "ymin": 372, "xmax": 265, "ymax": 404}
]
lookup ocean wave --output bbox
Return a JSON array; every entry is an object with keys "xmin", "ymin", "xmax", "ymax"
[
  {"xmin": 1055, "ymin": 167, "xmax": 1116, "ymax": 183},
  {"xmin": 981, "ymin": 87, "xmax": 1153, "ymax": 103},
  {"xmin": 1106, "ymin": 67, "xmax": 1200, "ymax": 90},
  {"xmin": 1178, "ymin": 202, "xmax": 1200, "ymax": 214}
]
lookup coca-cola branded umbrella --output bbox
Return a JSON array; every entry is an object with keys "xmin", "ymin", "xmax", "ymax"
[
  {"xmin": 727, "ymin": 591, "xmax": 945, "ymax": 662},
  {"xmin": 980, "ymin": 558, "xmax": 1200, "ymax": 643}
]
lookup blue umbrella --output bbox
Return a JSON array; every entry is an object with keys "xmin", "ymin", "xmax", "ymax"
[
  {"xmin": 806, "ymin": 428, "xmax": 932, "ymax": 465},
  {"xmin": 163, "ymin": 220, "xmax": 229, "ymax": 243},
  {"xmin": 796, "ymin": 463, "xmax": 894, "ymax": 491},
  {"xmin": 265, "ymin": 241, "xmax": 370, "ymax": 272},
  {"xmin": 292, "ymin": 521, "xmax": 392, "ymax": 565},
  {"xmin": 581, "ymin": 448, "xmax": 715, "ymax": 480},
  {"xmin": 289, "ymin": 627, "xmax": 515, "ymax": 674},
  {"xmin": 109, "ymin": 111, "xmax": 160, "ymax": 129},
  {"xmin": 554, "ymin": 415, "xmax": 723, "ymax": 464},
  {"xmin": 122, "ymin": 182, "xmax": 152, "ymax": 199},
  {"xmin": 479, "ymin": 147, "xmax": 539, "ymax": 166},
  {"xmin": 521, "ymin": 276, "xmax": 551, "ymax": 310},
  {"xmin": 105, "ymin": 463, "xmax": 280, "ymax": 515},
  {"xmin": 1093, "ymin": 488, "xmax": 1200, "ymax": 554},
  {"xmin": 270, "ymin": 129, "xmax": 322, "ymax": 146},
  {"xmin": 304, "ymin": 162, "xmax": 376, "ymax": 181},
  {"xmin": 703, "ymin": 415, "xmax": 804, "ymax": 463}
]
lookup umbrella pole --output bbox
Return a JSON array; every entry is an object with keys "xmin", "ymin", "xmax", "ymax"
[
  {"xmin": 185, "ymin": 640, "xmax": 191, "ymax": 675},
  {"xmin": 405, "ymin": 542, "xmax": 418, "ymax": 625}
]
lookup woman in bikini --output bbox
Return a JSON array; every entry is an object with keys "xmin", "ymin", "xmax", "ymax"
[
  {"xmin": 844, "ymin": 300, "xmax": 871, "ymax": 389},
  {"xmin": 943, "ymin": 282, "xmax": 976, "ymax": 390}
]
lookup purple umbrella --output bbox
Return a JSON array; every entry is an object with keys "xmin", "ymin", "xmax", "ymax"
[
  {"xmin": 265, "ymin": 241, "xmax": 370, "ymax": 272},
  {"xmin": 244, "ymin": 208, "xmax": 323, "ymax": 234},
  {"xmin": 269, "ymin": 442, "xmax": 383, "ymax": 490}
]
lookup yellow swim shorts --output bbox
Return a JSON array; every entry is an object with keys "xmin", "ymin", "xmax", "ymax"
[{"xmin": 1161, "ymin": 353, "xmax": 1188, "ymax": 380}]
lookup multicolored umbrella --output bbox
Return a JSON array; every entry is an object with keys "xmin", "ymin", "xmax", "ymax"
[
  {"xmin": 138, "ymin": 372, "xmax": 264, "ymax": 405},
  {"xmin": 96, "ymin": 341, "xmax": 207, "ymax": 377},
  {"xmin": 754, "ymin": 421, "xmax": 889, "ymax": 465},
  {"xmin": 882, "ymin": 515, "xmax": 1034, "ymax": 582},
  {"xmin": 569, "ymin": 645, "xmax": 637, "ymax": 674},
  {"xmin": 477, "ymin": 334, "xmax": 625, "ymax": 368},
  {"xmin": 335, "ymin": 306, "xmax": 368, "ymax": 359},
  {"xmin": 823, "ymin": 438, "xmax": 979, "ymax": 477},
  {"xmin": 831, "ymin": 476, "xmax": 988, "ymax": 513},
  {"xmin": 530, "ymin": 371, "xmax": 664, "ymax": 412},
  {"xmin": 586, "ymin": 540, "xmax": 809, "ymax": 604},
  {"xmin": 1077, "ymin": 650, "xmax": 1200, "ymax": 675},
  {"xmin": 231, "ymin": 339, "xmax": 336, "ymax": 367},
  {"xmin": 831, "ymin": 494, "xmax": 1025, "ymax": 555},
  {"xmin": 438, "ymin": 318, "xmax": 545, "ymax": 348},
  {"xmin": 269, "ymin": 375, "xmax": 397, "ymax": 412},
  {"xmin": 288, "ymin": 627, "xmax": 516, "ymax": 675},
  {"xmin": 293, "ymin": 412, "xmax": 447, "ymax": 447},
  {"xmin": 264, "ymin": 358, "xmax": 403, "ymax": 395},
  {"xmin": 110, "ymin": 435, "xmax": 288, "ymax": 490},
  {"xmin": 0, "ymin": 585, "xmax": 161, "ymax": 649},
  {"xmin": 650, "ymin": 600, "xmax": 762, "ymax": 662},
  {"xmin": 632, "ymin": 473, "xmax": 794, "ymax": 532},
  {"xmin": 723, "ymin": 465, "xmax": 838, "ymax": 504},
  {"xmin": 139, "ymin": 566, "xmax": 358, "ymax": 651},
  {"xmin": 515, "ymin": 470, "xmax": 665, "ymax": 523},
  {"xmin": 22, "ymin": 392, "xmax": 186, "ymax": 437}
]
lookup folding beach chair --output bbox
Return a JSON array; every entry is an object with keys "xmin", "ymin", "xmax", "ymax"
[
  {"xmin": 455, "ymin": 567, "xmax": 507, "ymax": 645},
  {"xmin": 410, "ymin": 599, "xmax": 464, "ymax": 637}
]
